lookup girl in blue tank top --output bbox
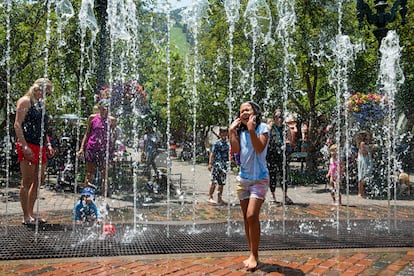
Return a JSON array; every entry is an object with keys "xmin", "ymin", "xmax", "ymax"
[{"xmin": 229, "ymin": 101, "xmax": 269, "ymax": 272}]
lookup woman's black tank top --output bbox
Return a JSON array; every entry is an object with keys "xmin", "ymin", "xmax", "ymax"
[{"xmin": 22, "ymin": 101, "xmax": 48, "ymax": 145}]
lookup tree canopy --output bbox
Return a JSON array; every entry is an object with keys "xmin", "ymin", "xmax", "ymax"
[{"xmin": 1, "ymin": 0, "xmax": 413, "ymax": 172}]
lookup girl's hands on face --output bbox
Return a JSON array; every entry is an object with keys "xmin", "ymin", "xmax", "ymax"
[
  {"xmin": 246, "ymin": 115, "xmax": 257, "ymax": 131},
  {"xmin": 235, "ymin": 102, "xmax": 257, "ymax": 131},
  {"xmin": 238, "ymin": 103, "xmax": 254, "ymax": 126},
  {"xmin": 230, "ymin": 117, "xmax": 241, "ymax": 131}
]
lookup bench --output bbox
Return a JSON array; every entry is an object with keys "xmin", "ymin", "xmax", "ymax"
[{"xmin": 288, "ymin": 152, "xmax": 307, "ymax": 173}]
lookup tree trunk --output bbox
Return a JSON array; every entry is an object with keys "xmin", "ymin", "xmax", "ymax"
[
  {"xmin": 96, "ymin": 0, "xmax": 108, "ymax": 92},
  {"xmin": 304, "ymin": 65, "xmax": 319, "ymax": 175}
]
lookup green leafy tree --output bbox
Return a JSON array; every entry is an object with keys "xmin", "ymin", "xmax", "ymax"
[
  {"xmin": 395, "ymin": 12, "xmax": 414, "ymax": 132},
  {"xmin": 194, "ymin": 0, "xmax": 343, "ymax": 173}
]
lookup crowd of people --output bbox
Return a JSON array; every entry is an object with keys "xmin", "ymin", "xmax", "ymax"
[
  {"xmin": 13, "ymin": 78, "xmax": 382, "ymax": 271},
  {"xmin": 13, "ymin": 80, "xmax": 116, "ymax": 226},
  {"xmin": 210, "ymin": 101, "xmax": 379, "ymax": 271}
]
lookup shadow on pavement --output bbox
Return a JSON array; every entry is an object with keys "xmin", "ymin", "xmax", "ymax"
[{"xmin": 259, "ymin": 262, "xmax": 305, "ymax": 275}]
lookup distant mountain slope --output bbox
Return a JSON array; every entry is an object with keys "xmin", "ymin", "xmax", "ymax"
[
  {"xmin": 171, "ymin": 25, "xmax": 190, "ymax": 56},
  {"xmin": 170, "ymin": 8, "xmax": 191, "ymax": 56}
]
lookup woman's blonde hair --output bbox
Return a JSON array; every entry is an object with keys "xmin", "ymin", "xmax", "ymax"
[
  {"xmin": 25, "ymin": 78, "xmax": 54, "ymax": 100},
  {"xmin": 329, "ymin": 143, "xmax": 338, "ymax": 153}
]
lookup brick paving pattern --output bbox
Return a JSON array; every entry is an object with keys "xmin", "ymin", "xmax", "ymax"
[
  {"xmin": 0, "ymin": 249, "xmax": 413, "ymax": 275},
  {"xmin": 1, "ymin": 157, "xmax": 413, "ymax": 275}
]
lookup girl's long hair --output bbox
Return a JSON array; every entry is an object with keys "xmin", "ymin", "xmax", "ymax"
[{"xmin": 238, "ymin": 101, "xmax": 262, "ymax": 132}]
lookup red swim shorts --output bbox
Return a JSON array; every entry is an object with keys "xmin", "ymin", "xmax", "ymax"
[{"xmin": 16, "ymin": 142, "xmax": 47, "ymax": 164}]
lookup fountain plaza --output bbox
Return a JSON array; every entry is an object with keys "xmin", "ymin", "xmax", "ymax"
[{"xmin": 1, "ymin": 152, "xmax": 413, "ymax": 275}]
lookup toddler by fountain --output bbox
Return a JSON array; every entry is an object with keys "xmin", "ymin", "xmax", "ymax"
[
  {"xmin": 326, "ymin": 144, "xmax": 342, "ymax": 205},
  {"xmin": 74, "ymin": 187, "xmax": 103, "ymax": 225}
]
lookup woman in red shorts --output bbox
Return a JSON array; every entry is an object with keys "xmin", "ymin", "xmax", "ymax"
[{"xmin": 14, "ymin": 78, "xmax": 55, "ymax": 225}]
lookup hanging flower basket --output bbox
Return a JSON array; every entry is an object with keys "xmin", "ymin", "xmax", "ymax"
[
  {"xmin": 96, "ymin": 80, "xmax": 149, "ymax": 117},
  {"xmin": 347, "ymin": 92, "xmax": 388, "ymax": 125},
  {"xmin": 99, "ymin": 80, "xmax": 148, "ymax": 106}
]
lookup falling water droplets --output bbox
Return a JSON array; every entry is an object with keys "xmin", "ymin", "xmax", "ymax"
[
  {"xmin": 79, "ymin": 0, "xmax": 99, "ymax": 35},
  {"xmin": 108, "ymin": 0, "xmax": 131, "ymax": 41}
]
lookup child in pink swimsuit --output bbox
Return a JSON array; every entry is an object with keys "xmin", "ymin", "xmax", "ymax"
[{"xmin": 326, "ymin": 144, "xmax": 342, "ymax": 205}]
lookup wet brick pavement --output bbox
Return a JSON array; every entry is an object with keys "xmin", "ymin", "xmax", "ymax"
[
  {"xmin": 1, "ymin": 158, "xmax": 413, "ymax": 275},
  {"xmin": 0, "ymin": 248, "xmax": 413, "ymax": 275}
]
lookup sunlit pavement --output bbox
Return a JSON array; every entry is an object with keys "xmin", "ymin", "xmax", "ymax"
[
  {"xmin": 1, "ymin": 158, "xmax": 413, "ymax": 275},
  {"xmin": 0, "ymin": 248, "xmax": 413, "ymax": 275}
]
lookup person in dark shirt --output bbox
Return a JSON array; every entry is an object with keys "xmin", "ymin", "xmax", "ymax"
[
  {"xmin": 14, "ymin": 78, "xmax": 55, "ymax": 225},
  {"xmin": 207, "ymin": 127, "xmax": 229, "ymax": 205},
  {"xmin": 266, "ymin": 108, "xmax": 293, "ymax": 204}
]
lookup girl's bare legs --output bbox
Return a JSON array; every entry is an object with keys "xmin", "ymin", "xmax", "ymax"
[
  {"xmin": 217, "ymin": 185, "xmax": 224, "ymax": 203},
  {"xmin": 358, "ymin": 180, "xmax": 365, "ymax": 198},
  {"xmin": 28, "ymin": 164, "xmax": 45, "ymax": 219},
  {"xmin": 100, "ymin": 165, "xmax": 107, "ymax": 197},
  {"xmin": 240, "ymin": 197, "xmax": 264, "ymax": 271},
  {"xmin": 85, "ymin": 162, "xmax": 108, "ymax": 197},
  {"xmin": 85, "ymin": 162, "xmax": 97, "ymax": 188},
  {"xmin": 208, "ymin": 184, "xmax": 216, "ymax": 202},
  {"xmin": 20, "ymin": 160, "xmax": 45, "ymax": 222},
  {"xmin": 329, "ymin": 180, "xmax": 336, "ymax": 204}
]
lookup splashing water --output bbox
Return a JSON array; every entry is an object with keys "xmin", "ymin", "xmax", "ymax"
[
  {"xmin": 244, "ymin": 0, "xmax": 273, "ymax": 45},
  {"xmin": 108, "ymin": 0, "xmax": 131, "ymax": 41},
  {"xmin": 328, "ymin": 34, "xmax": 357, "ymax": 227},
  {"xmin": 378, "ymin": 31, "xmax": 405, "ymax": 229},
  {"xmin": 55, "ymin": 0, "xmax": 75, "ymax": 110},
  {"xmin": 181, "ymin": 0, "xmax": 209, "ymax": 231},
  {"xmin": 378, "ymin": 31, "xmax": 405, "ymax": 90},
  {"xmin": 273, "ymin": 0, "xmax": 296, "ymax": 233},
  {"xmin": 328, "ymin": 0, "xmax": 364, "ymax": 233},
  {"xmin": 3, "ymin": 0, "xmax": 12, "ymax": 233},
  {"xmin": 56, "ymin": 0, "xmax": 75, "ymax": 48},
  {"xmin": 1, "ymin": 0, "xmax": 411, "ymax": 249},
  {"xmin": 79, "ymin": 0, "xmax": 99, "ymax": 34},
  {"xmin": 56, "ymin": 0, "xmax": 75, "ymax": 19},
  {"xmin": 224, "ymin": 0, "xmax": 240, "ymax": 236},
  {"xmin": 243, "ymin": 0, "xmax": 273, "ymax": 99}
]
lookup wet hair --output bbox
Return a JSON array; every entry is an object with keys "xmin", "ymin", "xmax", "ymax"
[
  {"xmin": 99, "ymin": 87, "xmax": 111, "ymax": 99},
  {"xmin": 329, "ymin": 143, "xmax": 338, "ymax": 153},
  {"xmin": 98, "ymin": 98, "xmax": 110, "ymax": 106},
  {"xmin": 238, "ymin": 101, "xmax": 262, "ymax": 131},
  {"xmin": 219, "ymin": 127, "xmax": 228, "ymax": 134},
  {"xmin": 26, "ymin": 78, "xmax": 54, "ymax": 99},
  {"xmin": 248, "ymin": 101, "xmax": 262, "ymax": 124}
]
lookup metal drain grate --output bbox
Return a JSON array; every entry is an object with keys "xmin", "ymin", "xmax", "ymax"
[{"xmin": 0, "ymin": 220, "xmax": 413, "ymax": 260}]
